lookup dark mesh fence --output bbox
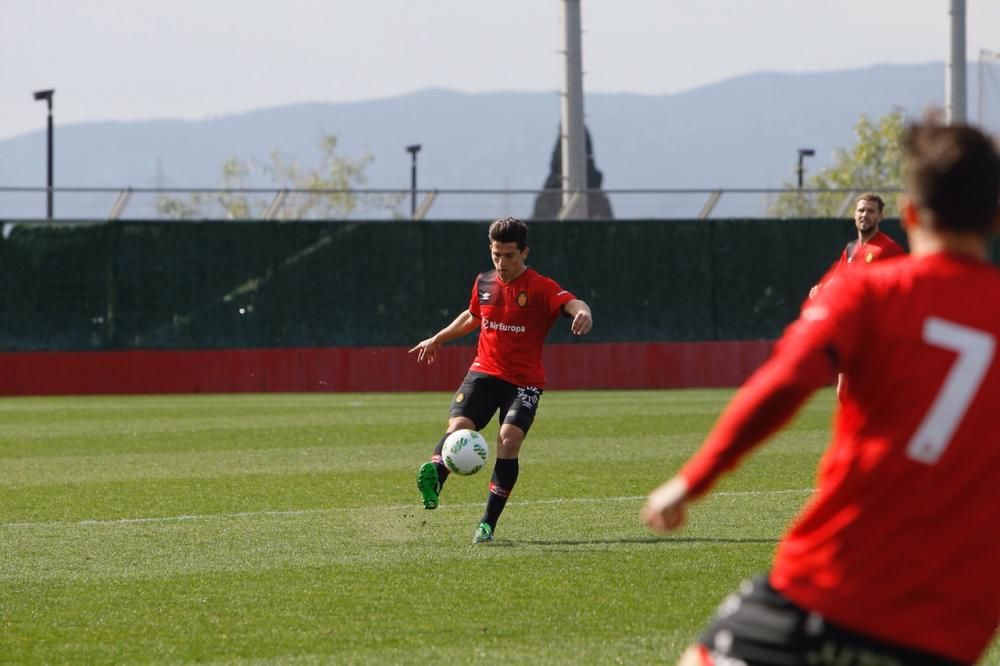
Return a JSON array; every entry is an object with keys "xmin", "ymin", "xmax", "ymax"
[
  {"xmin": 0, "ymin": 222, "xmax": 113, "ymax": 350},
  {"xmin": 110, "ymin": 222, "xmax": 277, "ymax": 348},
  {"xmin": 0, "ymin": 217, "xmax": 972, "ymax": 352},
  {"xmin": 712, "ymin": 217, "xmax": 860, "ymax": 339},
  {"xmin": 533, "ymin": 220, "xmax": 717, "ymax": 343}
]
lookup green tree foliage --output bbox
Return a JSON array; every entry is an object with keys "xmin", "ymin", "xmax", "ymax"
[
  {"xmin": 769, "ymin": 109, "xmax": 905, "ymax": 218},
  {"xmin": 156, "ymin": 135, "xmax": 402, "ymax": 220}
]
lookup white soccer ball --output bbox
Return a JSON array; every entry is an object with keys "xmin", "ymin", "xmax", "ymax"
[{"xmin": 441, "ymin": 429, "xmax": 489, "ymax": 476}]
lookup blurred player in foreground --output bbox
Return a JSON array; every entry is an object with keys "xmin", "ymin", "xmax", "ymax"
[
  {"xmin": 410, "ymin": 217, "xmax": 592, "ymax": 543},
  {"xmin": 644, "ymin": 119, "xmax": 1000, "ymax": 665}
]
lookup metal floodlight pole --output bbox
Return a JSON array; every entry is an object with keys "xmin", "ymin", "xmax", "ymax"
[
  {"xmin": 796, "ymin": 148, "xmax": 815, "ymax": 189},
  {"xmin": 33, "ymin": 89, "xmax": 55, "ymax": 219},
  {"xmin": 406, "ymin": 144, "xmax": 421, "ymax": 219},
  {"xmin": 946, "ymin": 0, "xmax": 967, "ymax": 124},
  {"xmin": 560, "ymin": 0, "xmax": 587, "ymax": 219}
]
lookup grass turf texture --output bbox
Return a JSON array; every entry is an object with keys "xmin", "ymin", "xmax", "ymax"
[{"xmin": 1, "ymin": 391, "xmax": 996, "ymax": 664}]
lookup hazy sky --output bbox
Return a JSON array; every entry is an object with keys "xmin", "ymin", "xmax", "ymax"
[{"xmin": 3, "ymin": 0, "xmax": 999, "ymax": 140}]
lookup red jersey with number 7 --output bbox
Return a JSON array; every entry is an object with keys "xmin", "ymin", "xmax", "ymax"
[
  {"xmin": 681, "ymin": 252, "xmax": 1000, "ymax": 663},
  {"xmin": 467, "ymin": 268, "xmax": 575, "ymax": 388}
]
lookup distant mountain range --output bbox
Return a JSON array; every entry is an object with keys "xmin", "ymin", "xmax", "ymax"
[{"xmin": 0, "ymin": 62, "xmax": 991, "ymax": 219}]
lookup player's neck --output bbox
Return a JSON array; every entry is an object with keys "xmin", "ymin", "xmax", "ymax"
[
  {"xmin": 498, "ymin": 266, "xmax": 528, "ymax": 283},
  {"xmin": 858, "ymin": 228, "xmax": 878, "ymax": 244}
]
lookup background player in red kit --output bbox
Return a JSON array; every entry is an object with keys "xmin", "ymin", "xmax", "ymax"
[
  {"xmin": 809, "ymin": 192, "xmax": 907, "ymax": 399},
  {"xmin": 643, "ymin": 119, "xmax": 1000, "ymax": 665},
  {"xmin": 808, "ymin": 192, "xmax": 905, "ymax": 300},
  {"xmin": 410, "ymin": 216, "xmax": 592, "ymax": 543}
]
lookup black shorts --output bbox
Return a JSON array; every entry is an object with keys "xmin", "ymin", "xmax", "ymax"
[
  {"xmin": 697, "ymin": 575, "xmax": 963, "ymax": 666},
  {"xmin": 449, "ymin": 371, "xmax": 542, "ymax": 434}
]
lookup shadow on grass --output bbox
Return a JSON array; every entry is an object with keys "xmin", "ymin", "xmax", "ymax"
[{"xmin": 512, "ymin": 536, "xmax": 779, "ymax": 547}]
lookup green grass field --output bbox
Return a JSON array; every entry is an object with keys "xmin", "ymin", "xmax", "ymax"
[{"xmin": 2, "ymin": 390, "xmax": 997, "ymax": 664}]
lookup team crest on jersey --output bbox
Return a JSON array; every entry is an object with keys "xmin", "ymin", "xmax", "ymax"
[
  {"xmin": 865, "ymin": 252, "xmax": 874, "ymax": 263},
  {"xmin": 455, "ymin": 392, "xmax": 465, "ymax": 404},
  {"xmin": 517, "ymin": 291, "xmax": 528, "ymax": 307}
]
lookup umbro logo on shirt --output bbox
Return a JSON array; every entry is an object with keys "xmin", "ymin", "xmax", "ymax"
[{"xmin": 479, "ymin": 291, "xmax": 491, "ymax": 302}]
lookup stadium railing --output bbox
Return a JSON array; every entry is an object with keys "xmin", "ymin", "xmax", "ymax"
[{"xmin": 0, "ymin": 186, "xmax": 903, "ymax": 222}]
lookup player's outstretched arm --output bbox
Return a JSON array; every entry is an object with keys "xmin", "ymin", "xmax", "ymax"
[
  {"xmin": 564, "ymin": 299, "xmax": 592, "ymax": 335},
  {"xmin": 408, "ymin": 309, "xmax": 479, "ymax": 364},
  {"xmin": 643, "ymin": 335, "xmax": 834, "ymax": 533}
]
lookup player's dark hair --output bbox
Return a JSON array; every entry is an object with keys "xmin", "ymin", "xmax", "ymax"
[
  {"xmin": 903, "ymin": 119, "xmax": 1000, "ymax": 234},
  {"xmin": 856, "ymin": 192, "xmax": 885, "ymax": 212},
  {"xmin": 489, "ymin": 216, "xmax": 528, "ymax": 250}
]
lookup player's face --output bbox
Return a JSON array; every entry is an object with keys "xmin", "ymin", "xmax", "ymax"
[
  {"xmin": 854, "ymin": 199, "xmax": 883, "ymax": 236},
  {"xmin": 490, "ymin": 240, "xmax": 528, "ymax": 282}
]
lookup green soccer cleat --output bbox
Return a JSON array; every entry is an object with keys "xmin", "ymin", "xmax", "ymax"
[
  {"xmin": 416, "ymin": 462, "xmax": 440, "ymax": 510},
  {"xmin": 472, "ymin": 522, "xmax": 494, "ymax": 544}
]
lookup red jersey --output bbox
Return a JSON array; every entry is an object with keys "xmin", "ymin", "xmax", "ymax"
[
  {"xmin": 812, "ymin": 231, "xmax": 905, "ymax": 303},
  {"xmin": 466, "ymin": 267, "xmax": 575, "ymax": 388},
  {"xmin": 836, "ymin": 229, "xmax": 905, "ymax": 268},
  {"xmin": 680, "ymin": 252, "xmax": 1000, "ymax": 663}
]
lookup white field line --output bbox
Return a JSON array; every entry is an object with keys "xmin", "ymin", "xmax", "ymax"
[{"xmin": 0, "ymin": 488, "xmax": 813, "ymax": 530}]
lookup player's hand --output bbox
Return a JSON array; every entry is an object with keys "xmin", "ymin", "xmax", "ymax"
[
  {"xmin": 408, "ymin": 337, "xmax": 440, "ymax": 364},
  {"xmin": 808, "ymin": 284, "xmax": 820, "ymax": 300},
  {"xmin": 570, "ymin": 310, "xmax": 592, "ymax": 336},
  {"xmin": 641, "ymin": 476, "xmax": 690, "ymax": 533}
]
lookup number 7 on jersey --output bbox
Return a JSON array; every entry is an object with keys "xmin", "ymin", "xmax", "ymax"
[{"xmin": 906, "ymin": 317, "xmax": 996, "ymax": 464}]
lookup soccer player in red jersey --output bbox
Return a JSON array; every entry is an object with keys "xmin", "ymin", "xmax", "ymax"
[
  {"xmin": 808, "ymin": 192, "xmax": 905, "ymax": 301},
  {"xmin": 409, "ymin": 217, "xmax": 592, "ymax": 543},
  {"xmin": 838, "ymin": 192, "xmax": 905, "ymax": 266},
  {"xmin": 809, "ymin": 193, "xmax": 907, "ymax": 399},
  {"xmin": 643, "ymin": 119, "xmax": 1000, "ymax": 665}
]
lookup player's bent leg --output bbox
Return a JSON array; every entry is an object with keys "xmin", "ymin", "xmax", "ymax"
[
  {"xmin": 418, "ymin": 416, "xmax": 480, "ymax": 510},
  {"xmin": 495, "ymin": 423, "xmax": 526, "ymax": 458},
  {"xmin": 435, "ymin": 417, "xmax": 478, "ymax": 488},
  {"xmin": 447, "ymin": 416, "xmax": 477, "ymax": 432},
  {"xmin": 474, "ymin": 424, "xmax": 525, "ymax": 540}
]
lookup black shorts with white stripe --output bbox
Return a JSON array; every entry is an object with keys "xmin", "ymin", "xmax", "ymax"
[
  {"xmin": 448, "ymin": 371, "xmax": 542, "ymax": 433},
  {"xmin": 696, "ymin": 575, "xmax": 963, "ymax": 666}
]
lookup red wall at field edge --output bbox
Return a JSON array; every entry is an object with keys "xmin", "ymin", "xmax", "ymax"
[{"xmin": 0, "ymin": 341, "xmax": 775, "ymax": 396}]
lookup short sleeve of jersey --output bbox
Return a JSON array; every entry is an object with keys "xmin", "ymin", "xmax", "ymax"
[
  {"xmin": 538, "ymin": 276, "xmax": 575, "ymax": 316},
  {"xmin": 468, "ymin": 278, "xmax": 482, "ymax": 318}
]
